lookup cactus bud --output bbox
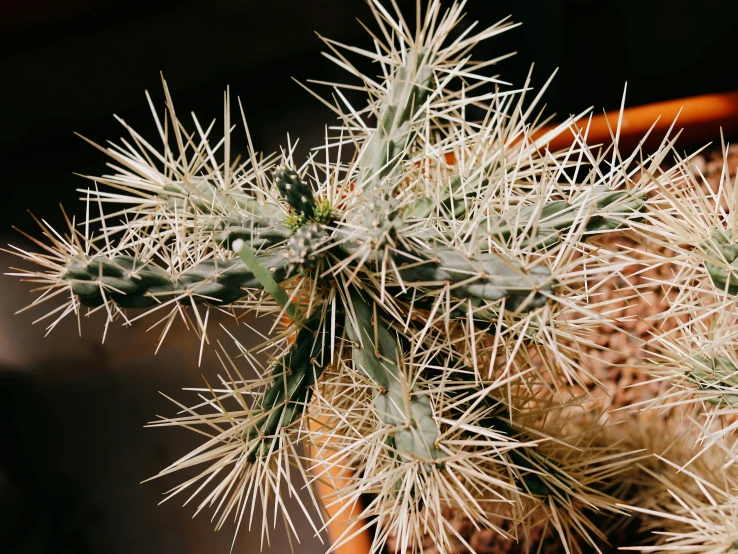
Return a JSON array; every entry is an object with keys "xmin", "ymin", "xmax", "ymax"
[{"xmin": 274, "ymin": 166, "xmax": 316, "ymax": 219}]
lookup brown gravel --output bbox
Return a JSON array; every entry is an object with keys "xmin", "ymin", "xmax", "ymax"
[{"xmin": 385, "ymin": 143, "xmax": 738, "ymax": 554}]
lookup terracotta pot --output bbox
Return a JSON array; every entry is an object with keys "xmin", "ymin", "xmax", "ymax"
[
  {"xmin": 315, "ymin": 89, "xmax": 738, "ymax": 554},
  {"xmin": 309, "ymin": 418, "xmax": 372, "ymax": 554}
]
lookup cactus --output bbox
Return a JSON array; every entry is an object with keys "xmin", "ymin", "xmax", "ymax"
[
  {"xmin": 242, "ymin": 305, "xmax": 339, "ymax": 461},
  {"xmin": 346, "ymin": 291, "xmax": 443, "ymax": 463},
  {"xmin": 488, "ymin": 185, "xmax": 647, "ymax": 249},
  {"xmin": 392, "ymin": 245, "xmax": 553, "ymax": 310},
  {"xmin": 407, "ymin": 170, "xmax": 647, "ymax": 242},
  {"xmin": 11, "ymin": 1, "xmax": 738, "ymax": 554},
  {"xmin": 687, "ymin": 356, "xmax": 738, "ymax": 407},
  {"xmin": 210, "ymin": 212, "xmax": 292, "ymax": 250},
  {"xmin": 162, "ymin": 175, "xmax": 263, "ymax": 215},
  {"xmin": 358, "ymin": 48, "xmax": 433, "ymax": 193},
  {"xmin": 62, "ymin": 252, "xmax": 289, "ymax": 308},
  {"xmin": 283, "ymin": 223, "xmax": 331, "ymax": 273},
  {"xmin": 701, "ymin": 229, "xmax": 738, "ymax": 295}
]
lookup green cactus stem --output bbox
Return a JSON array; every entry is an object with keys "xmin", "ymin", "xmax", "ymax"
[
  {"xmin": 488, "ymin": 186, "xmax": 646, "ymax": 248},
  {"xmin": 283, "ymin": 223, "xmax": 331, "ymax": 274},
  {"xmin": 163, "ymin": 176, "xmax": 266, "ymax": 215},
  {"xmin": 429, "ymin": 358, "xmax": 557, "ymax": 496},
  {"xmin": 419, "ymin": 348, "xmax": 588, "ymax": 501},
  {"xmin": 393, "ymin": 245, "xmax": 552, "ymax": 311},
  {"xmin": 485, "ymin": 412, "xmax": 556, "ymax": 497},
  {"xmin": 63, "ymin": 253, "xmax": 289, "ymax": 308},
  {"xmin": 347, "ymin": 292, "xmax": 443, "ymax": 463},
  {"xmin": 313, "ymin": 199, "xmax": 335, "ymax": 225},
  {"xmin": 490, "ymin": 411, "xmax": 617, "ymax": 511},
  {"xmin": 242, "ymin": 307, "xmax": 340, "ymax": 461},
  {"xmin": 210, "ymin": 213, "xmax": 292, "ymax": 250},
  {"xmin": 63, "ymin": 226, "xmax": 551, "ymax": 315},
  {"xmin": 404, "ymin": 169, "xmax": 468, "ymax": 220},
  {"xmin": 455, "ymin": 387, "xmax": 588, "ymax": 501},
  {"xmin": 359, "ymin": 48, "xmax": 433, "ymax": 192},
  {"xmin": 409, "ymin": 183, "xmax": 646, "ymax": 249},
  {"xmin": 687, "ymin": 356, "xmax": 738, "ymax": 407},
  {"xmin": 341, "ymin": 244, "xmax": 553, "ymax": 313},
  {"xmin": 701, "ymin": 230, "xmax": 738, "ymax": 295},
  {"xmin": 342, "ymin": 197, "xmax": 553, "ymax": 312}
]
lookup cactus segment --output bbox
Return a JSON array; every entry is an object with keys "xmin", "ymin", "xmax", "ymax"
[
  {"xmin": 577, "ymin": 187, "xmax": 647, "ymax": 232},
  {"xmin": 359, "ymin": 196, "xmax": 404, "ymax": 245},
  {"xmin": 701, "ymin": 230, "xmax": 738, "ymax": 295},
  {"xmin": 342, "ymin": 195, "xmax": 553, "ymax": 312},
  {"xmin": 360, "ymin": 48, "xmax": 433, "ymax": 192},
  {"xmin": 411, "ymin": 183, "xmax": 646, "ymax": 248},
  {"xmin": 394, "ymin": 246, "xmax": 553, "ymax": 312},
  {"xmin": 242, "ymin": 307, "xmax": 339, "ymax": 461},
  {"xmin": 64, "ymin": 255, "xmax": 174, "ymax": 308},
  {"xmin": 405, "ymin": 169, "xmax": 472, "ymax": 220},
  {"xmin": 63, "ymin": 253, "xmax": 289, "ymax": 308},
  {"xmin": 687, "ymin": 356, "xmax": 738, "ymax": 407},
  {"xmin": 489, "ymin": 186, "xmax": 645, "ymax": 248},
  {"xmin": 347, "ymin": 292, "xmax": 443, "ymax": 462},
  {"xmin": 334, "ymin": 225, "xmax": 553, "ymax": 314},
  {"xmin": 484, "ymin": 413, "xmax": 555, "ymax": 497},
  {"xmin": 405, "ymin": 196, "xmax": 434, "ymax": 220},
  {"xmin": 63, "ymin": 226, "xmax": 551, "ymax": 314},
  {"xmin": 313, "ymin": 199, "xmax": 335, "ymax": 225},
  {"xmin": 438, "ymin": 363, "xmax": 558, "ymax": 497},
  {"xmin": 459, "ymin": 388, "xmax": 601, "ymax": 503},
  {"xmin": 163, "ymin": 176, "xmax": 263, "ymax": 215},
  {"xmin": 274, "ymin": 166, "xmax": 317, "ymax": 219},
  {"xmin": 211, "ymin": 214, "xmax": 292, "ymax": 250}
]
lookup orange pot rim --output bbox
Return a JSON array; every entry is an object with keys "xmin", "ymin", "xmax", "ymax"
[{"xmin": 535, "ymin": 89, "xmax": 738, "ymax": 154}]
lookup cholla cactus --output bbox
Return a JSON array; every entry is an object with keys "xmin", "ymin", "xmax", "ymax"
[
  {"xmin": 604, "ymin": 416, "xmax": 738, "ymax": 554},
  {"xmin": 10, "ymin": 1, "xmax": 738, "ymax": 554},
  {"xmin": 629, "ymin": 147, "xmax": 738, "ymax": 457}
]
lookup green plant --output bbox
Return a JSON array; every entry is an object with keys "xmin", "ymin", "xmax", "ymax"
[{"xmin": 9, "ymin": 2, "xmax": 738, "ymax": 554}]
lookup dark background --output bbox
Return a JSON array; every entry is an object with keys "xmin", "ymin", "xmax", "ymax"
[
  {"xmin": 2, "ymin": 1, "xmax": 737, "ymax": 552},
  {"xmin": 4, "ymin": 0, "xmax": 738, "ymax": 232}
]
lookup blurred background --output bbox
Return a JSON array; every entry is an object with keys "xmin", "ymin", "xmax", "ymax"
[{"xmin": 2, "ymin": 0, "xmax": 738, "ymax": 552}]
